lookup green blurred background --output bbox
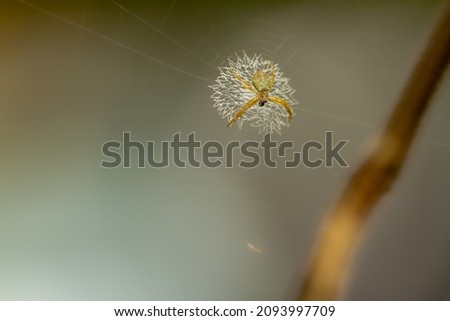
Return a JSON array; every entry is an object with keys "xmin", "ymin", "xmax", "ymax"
[{"xmin": 1, "ymin": 0, "xmax": 449, "ymax": 300}]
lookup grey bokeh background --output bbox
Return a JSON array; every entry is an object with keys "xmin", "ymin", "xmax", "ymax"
[{"xmin": 1, "ymin": 0, "xmax": 449, "ymax": 300}]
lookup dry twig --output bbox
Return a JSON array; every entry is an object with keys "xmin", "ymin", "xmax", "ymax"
[{"xmin": 299, "ymin": 2, "xmax": 450, "ymax": 300}]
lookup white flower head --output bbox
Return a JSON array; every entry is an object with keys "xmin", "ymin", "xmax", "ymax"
[{"xmin": 209, "ymin": 52, "xmax": 298, "ymax": 134}]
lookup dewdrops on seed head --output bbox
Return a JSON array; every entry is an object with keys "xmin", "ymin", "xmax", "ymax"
[{"xmin": 209, "ymin": 52, "xmax": 298, "ymax": 135}]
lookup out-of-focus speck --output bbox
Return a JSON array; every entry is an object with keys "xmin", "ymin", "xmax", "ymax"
[{"xmin": 247, "ymin": 242, "xmax": 263, "ymax": 253}]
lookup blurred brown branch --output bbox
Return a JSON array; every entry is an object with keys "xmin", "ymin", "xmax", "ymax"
[{"xmin": 298, "ymin": 2, "xmax": 450, "ymax": 300}]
